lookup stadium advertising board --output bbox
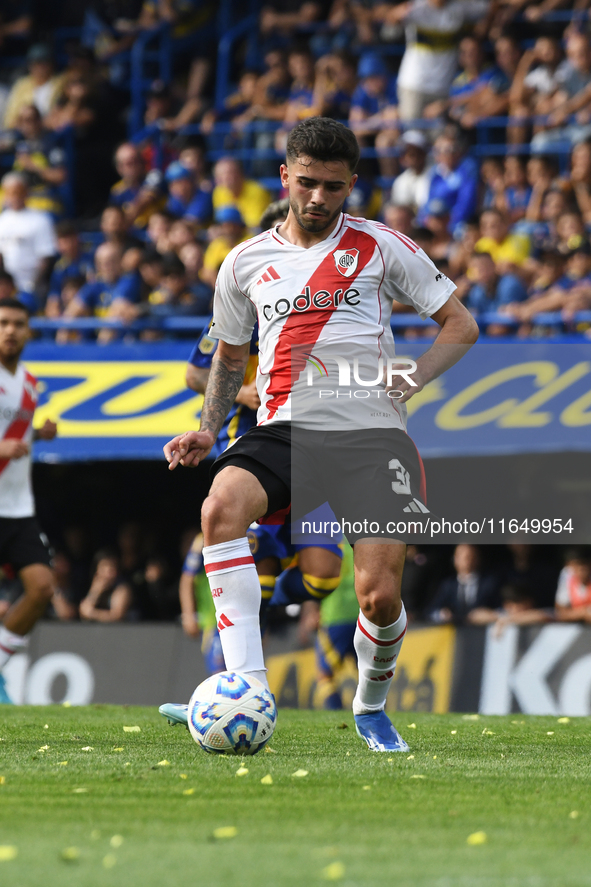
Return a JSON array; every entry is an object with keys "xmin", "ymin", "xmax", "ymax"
[
  {"xmin": 24, "ymin": 341, "xmax": 591, "ymax": 461},
  {"xmin": 7, "ymin": 623, "xmax": 591, "ymax": 716}
]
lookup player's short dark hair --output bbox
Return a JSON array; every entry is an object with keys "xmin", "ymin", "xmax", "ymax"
[
  {"xmin": 0, "ymin": 297, "xmax": 29, "ymax": 315},
  {"xmin": 260, "ymin": 197, "xmax": 290, "ymax": 231},
  {"xmin": 286, "ymin": 117, "xmax": 360, "ymax": 173}
]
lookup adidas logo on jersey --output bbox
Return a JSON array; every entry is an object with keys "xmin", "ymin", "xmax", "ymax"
[{"xmin": 255, "ymin": 265, "xmax": 281, "ymax": 286}]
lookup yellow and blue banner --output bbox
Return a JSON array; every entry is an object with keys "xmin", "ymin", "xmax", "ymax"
[{"xmin": 23, "ymin": 341, "xmax": 591, "ymax": 462}]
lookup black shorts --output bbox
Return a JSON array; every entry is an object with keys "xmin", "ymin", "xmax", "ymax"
[
  {"xmin": 0, "ymin": 517, "xmax": 51, "ymax": 572},
  {"xmin": 211, "ymin": 423, "xmax": 429, "ymax": 543}
]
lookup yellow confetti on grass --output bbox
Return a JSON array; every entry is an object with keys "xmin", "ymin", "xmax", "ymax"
[
  {"xmin": 547, "ymin": 732, "xmax": 555, "ymax": 736},
  {"xmin": 62, "ymin": 701, "xmax": 72, "ymax": 708},
  {"xmin": 0, "ymin": 776, "xmax": 5, "ymax": 784},
  {"xmin": 407, "ymin": 755, "xmax": 415, "ymax": 760},
  {"xmin": 260, "ymin": 774, "xmax": 273, "ymax": 785},
  {"xmin": 157, "ymin": 760, "xmax": 170, "ymax": 766},
  {"xmin": 462, "ymin": 714, "xmax": 479, "ymax": 721},
  {"xmin": 102, "ymin": 854, "xmax": 116, "ymax": 869},
  {"xmin": 0, "ymin": 846, "xmax": 17, "ymax": 861},
  {"xmin": 467, "ymin": 831, "xmax": 488, "ymax": 846},
  {"xmin": 410, "ymin": 775, "xmax": 426, "ymax": 779},
  {"xmin": 81, "ymin": 747, "xmax": 94, "ymax": 751},
  {"xmin": 451, "ymin": 730, "xmax": 457, "ymax": 735},
  {"xmin": 110, "ymin": 836, "xmax": 123, "ymax": 849},
  {"xmin": 44, "ymin": 724, "xmax": 49, "ymax": 729},
  {"xmin": 558, "ymin": 717, "xmax": 570, "ymax": 724},
  {"xmin": 213, "ymin": 827, "xmax": 237, "ymax": 839},
  {"xmin": 72, "ymin": 788, "xmax": 88, "ymax": 793},
  {"xmin": 38, "ymin": 745, "xmax": 50, "ymax": 752},
  {"xmin": 58, "ymin": 761, "xmax": 68, "ymax": 766},
  {"xmin": 362, "ymin": 785, "xmax": 371, "ymax": 791},
  {"xmin": 322, "ymin": 861, "xmax": 346, "ymax": 880},
  {"xmin": 112, "ymin": 748, "xmax": 124, "ymax": 752},
  {"xmin": 407, "ymin": 723, "xmax": 416, "ymax": 729},
  {"xmin": 235, "ymin": 766, "xmax": 249, "ymax": 777},
  {"xmin": 292, "ymin": 769, "xmax": 309, "ymax": 778},
  {"xmin": 123, "ymin": 726, "xmax": 141, "ymax": 733},
  {"xmin": 179, "ymin": 773, "xmax": 188, "ymax": 779},
  {"xmin": 482, "ymin": 729, "xmax": 495, "ymax": 736},
  {"xmin": 60, "ymin": 847, "xmax": 80, "ymax": 862},
  {"xmin": 264, "ymin": 747, "xmax": 277, "ymax": 753},
  {"xmin": 569, "ymin": 811, "xmax": 580, "ymax": 819},
  {"xmin": 183, "ymin": 788, "xmax": 195, "ymax": 796}
]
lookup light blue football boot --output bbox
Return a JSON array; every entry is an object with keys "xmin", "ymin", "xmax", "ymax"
[
  {"xmin": 0, "ymin": 672, "xmax": 14, "ymax": 704},
  {"xmin": 354, "ymin": 711, "xmax": 409, "ymax": 752},
  {"xmin": 159, "ymin": 703, "xmax": 188, "ymax": 728}
]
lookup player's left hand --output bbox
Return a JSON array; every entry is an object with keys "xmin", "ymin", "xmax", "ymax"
[
  {"xmin": 385, "ymin": 366, "xmax": 425, "ymax": 405},
  {"xmin": 36, "ymin": 419, "xmax": 58, "ymax": 440}
]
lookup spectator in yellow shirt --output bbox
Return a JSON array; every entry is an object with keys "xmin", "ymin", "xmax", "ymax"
[
  {"xmin": 4, "ymin": 45, "xmax": 66, "ymax": 129},
  {"xmin": 201, "ymin": 207, "xmax": 249, "ymax": 287},
  {"xmin": 212, "ymin": 157, "xmax": 271, "ymax": 230},
  {"xmin": 475, "ymin": 208, "xmax": 530, "ymax": 275}
]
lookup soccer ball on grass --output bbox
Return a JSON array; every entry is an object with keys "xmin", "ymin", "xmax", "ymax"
[{"xmin": 188, "ymin": 671, "xmax": 277, "ymax": 755}]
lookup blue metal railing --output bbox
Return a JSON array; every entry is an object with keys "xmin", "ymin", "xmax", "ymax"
[
  {"xmin": 27, "ymin": 311, "xmax": 591, "ymax": 337},
  {"xmin": 215, "ymin": 14, "xmax": 259, "ymax": 112},
  {"xmin": 129, "ymin": 23, "xmax": 172, "ymax": 136}
]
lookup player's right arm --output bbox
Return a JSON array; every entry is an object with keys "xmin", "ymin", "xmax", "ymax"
[
  {"xmin": 164, "ymin": 340, "xmax": 250, "ymax": 470},
  {"xmin": 165, "ymin": 243, "xmax": 257, "ymax": 469}
]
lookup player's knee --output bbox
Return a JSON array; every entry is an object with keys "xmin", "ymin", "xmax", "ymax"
[
  {"xmin": 27, "ymin": 578, "xmax": 54, "ymax": 605},
  {"xmin": 357, "ymin": 586, "xmax": 399, "ymax": 624},
  {"xmin": 201, "ymin": 491, "xmax": 243, "ymax": 542}
]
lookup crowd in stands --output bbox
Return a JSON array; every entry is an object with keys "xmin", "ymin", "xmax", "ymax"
[
  {"xmin": 1, "ymin": 527, "xmax": 589, "ymax": 637},
  {"xmin": 0, "ymin": 2, "xmax": 590, "ymax": 335}
]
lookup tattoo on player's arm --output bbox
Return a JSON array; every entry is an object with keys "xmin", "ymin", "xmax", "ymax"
[{"xmin": 200, "ymin": 351, "xmax": 248, "ymax": 438}]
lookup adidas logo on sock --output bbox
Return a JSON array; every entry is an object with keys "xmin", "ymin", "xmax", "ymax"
[
  {"xmin": 403, "ymin": 498, "xmax": 430, "ymax": 514},
  {"xmin": 217, "ymin": 613, "xmax": 234, "ymax": 631}
]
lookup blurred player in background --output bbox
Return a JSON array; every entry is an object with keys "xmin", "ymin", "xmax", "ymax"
[{"xmin": 0, "ymin": 298, "xmax": 57, "ymax": 703}]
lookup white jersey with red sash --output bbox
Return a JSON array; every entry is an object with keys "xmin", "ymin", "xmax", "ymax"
[
  {"xmin": 209, "ymin": 214, "xmax": 456, "ymax": 432},
  {"xmin": 0, "ymin": 363, "xmax": 38, "ymax": 518},
  {"xmin": 555, "ymin": 566, "xmax": 591, "ymax": 609}
]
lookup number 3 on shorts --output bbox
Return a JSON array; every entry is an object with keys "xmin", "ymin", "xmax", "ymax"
[{"xmin": 388, "ymin": 459, "xmax": 411, "ymax": 495}]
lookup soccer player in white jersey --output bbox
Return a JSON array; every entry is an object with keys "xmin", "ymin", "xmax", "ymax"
[
  {"xmin": 162, "ymin": 118, "xmax": 478, "ymax": 751},
  {"xmin": 0, "ymin": 298, "xmax": 57, "ymax": 704}
]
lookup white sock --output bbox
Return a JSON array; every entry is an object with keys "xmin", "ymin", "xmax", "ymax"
[
  {"xmin": 203, "ymin": 538, "xmax": 268, "ymax": 688},
  {"xmin": 352, "ymin": 605, "xmax": 407, "ymax": 716},
  {"xmin": 0, "ymin": 625, "xmax": 28, "ymax": 671}
]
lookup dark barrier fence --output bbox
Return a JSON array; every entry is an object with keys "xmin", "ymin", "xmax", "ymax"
[{"xmin": 5, "ymin": 622, "xmax": 591, "ymax": 716}]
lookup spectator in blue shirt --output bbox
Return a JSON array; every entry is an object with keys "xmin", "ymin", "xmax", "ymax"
[
  {"xmin": 147, "ymin": 251, "xmax": 203, "ymax": 319},
  {"xmin": 46, "ymin": 221, "xmax": 94, "ymax": 316},
  {"xmin": 466, "ymin": 252, "xmax": 528, "ymax": 316},
  {"xmin": 164, "ymin": 161, "xmax": 213, "ymax": 226},
  {"xmin": 349, "ymin": 53, "xmax": 397, "ymax": 142},
  {"xmin": 420, "ymin": 125, "xmax": 479, "ymax": 239},
  {"xmin": 65, "ymin": 242, "xmax": 141, "ymax": 319}
]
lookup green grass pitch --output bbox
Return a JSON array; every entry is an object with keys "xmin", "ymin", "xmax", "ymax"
[{"xmin": 0, "ymin": 707, "xmax": 590, "ymax": 887}]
